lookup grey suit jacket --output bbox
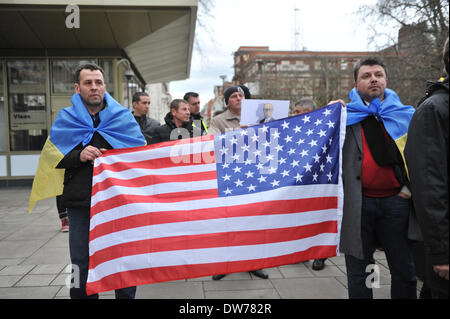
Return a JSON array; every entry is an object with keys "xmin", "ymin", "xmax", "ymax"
[
  {"xmin": 339, "ymin": 123, "xmax": 421, "ymax": 259},
  {"xmin": 339, "ymin": 123, "xmax": 364, "ymax": 259}
]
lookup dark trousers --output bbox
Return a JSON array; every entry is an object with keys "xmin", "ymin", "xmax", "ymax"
[
  {"xmin": 56, "ymin": 195, "xmax": 67, "ymax": 219},
  {"xmin": 345, "ymin": 195, "xmax": 417, "ymax": 299},
  {"xmin": 67, "ymin": 207, "xmax": 136, "ymax": 299},
  {"xmin": 424, "ymin": 248, "xmax": 449, "ymax": 299}
]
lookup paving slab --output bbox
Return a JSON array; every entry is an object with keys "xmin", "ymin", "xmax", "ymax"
[
  {"xmin": 15, "ymin": 274, "xmax": 57, "ymax": 287},
  {"xmin": 22, "ymin": 246, "xmax": 70, "ymax": 265},
  {"xmin": 278, "ymin": 263, "xmax": 315, "ymax": 278},
  {"xmin": 271, "ymin": 277, "xmax": 348, "ymax": 299},
  {"xmin": 0, "ymin": 286, "xmax": 60, "ymax": 299},
  {"xmin": 29, "ymin": 264, "xmax": 67, "ymax": 275},
  {"xmin": 0, "ymin": 275, "xmax": 22, "ymax": 288},
  {"xmin": 0, "ymin": 240, "xmax": 46, "ymax": 259},
  {"xmin": 0, "ymin": 264, "xmax": 35, "ymax": 276}
]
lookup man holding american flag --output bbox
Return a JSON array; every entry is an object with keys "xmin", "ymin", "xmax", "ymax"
[{"xmin": 29, "ymin": 62, "xmax": 146, "ymax": 298}]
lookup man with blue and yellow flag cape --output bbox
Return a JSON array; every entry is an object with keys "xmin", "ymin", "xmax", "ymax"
[
  {"xmin": 337, "ymin": 57, "xmax": 418, "ymax": 299},
  {"xmin": 29, "ymin": 80, "xmax": 145, "ymax": 213},
  {"xmin": 29, "ymin": 63, "xmax": 145, "ymax": 299}
]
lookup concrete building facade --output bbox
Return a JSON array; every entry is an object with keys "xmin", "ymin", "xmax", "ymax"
[{"xmin": 0, "ymin": 0, "xmax": 198, "ymax": 184}]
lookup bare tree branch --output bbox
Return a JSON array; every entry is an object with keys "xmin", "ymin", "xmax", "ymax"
[{"xmin": 355, "ymin": 0, "xmax": 449, "ymax": 106}]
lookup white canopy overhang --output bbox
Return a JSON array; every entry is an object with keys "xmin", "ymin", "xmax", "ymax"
[{"xmin": 0, "ymin": 0, "xmax": 198, "ymax": 84}]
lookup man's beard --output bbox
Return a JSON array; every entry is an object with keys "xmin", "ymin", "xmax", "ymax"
[{"xmin": 82, "ymin": 97, "xmax": 104, "ymax": 109}]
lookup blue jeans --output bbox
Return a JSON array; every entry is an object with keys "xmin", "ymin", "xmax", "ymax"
[
  {"xmin": 68, "ymin": 207, "xmax": 136, "ymax": 299},
  {"xmin": 345, "ymin": 195, "xmax": 417, "ymax": 299}
]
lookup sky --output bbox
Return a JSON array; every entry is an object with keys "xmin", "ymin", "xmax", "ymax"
[{"xmin": 170, "ymin": 0, "xmax": 381, "ymax": 109}]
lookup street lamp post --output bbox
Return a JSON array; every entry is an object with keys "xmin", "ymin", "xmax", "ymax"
[{"xmin": 117, "ymin": 58, "xmax": 135, "ymax": 110}]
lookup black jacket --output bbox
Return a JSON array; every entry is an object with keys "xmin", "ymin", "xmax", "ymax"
[
  {"xmin": 133, "ymin": 114, "xmax": 160, "ymax": 143},
  {"xmin": 56, "ymin": 114, "xmax": 112, "ymax": 208},
  {"xmin": 147, "ymin": 112, "xmax": 194, "ymax": 144},
  {"xmin": 405, "ymin": 78, "xmax": 449, "ymax": 265}
]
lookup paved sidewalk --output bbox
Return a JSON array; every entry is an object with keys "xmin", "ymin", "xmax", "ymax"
[{"xmin": 0, "ymin": 186, "xmax": 421, "ymax": 299}]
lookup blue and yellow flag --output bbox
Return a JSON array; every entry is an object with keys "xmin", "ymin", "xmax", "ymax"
[
  {"xmin": 29, "ymin": 92, "xmax": 146, "ymax": 213},
  {"xmin": 346, "ymin": 88, "xmax": 415, "ymax": 175}
]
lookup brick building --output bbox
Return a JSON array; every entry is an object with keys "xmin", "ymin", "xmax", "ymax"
[{"xmin": 232, "ymin": 46, "xmax": 376, "ymax": 110}]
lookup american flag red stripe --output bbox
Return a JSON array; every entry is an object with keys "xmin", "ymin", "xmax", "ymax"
[{"xmin": 86, "ymin": 104, "xmax": 346, "ymax": 295}]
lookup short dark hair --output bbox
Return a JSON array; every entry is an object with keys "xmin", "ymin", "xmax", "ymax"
[
  {"xmin": 170, "ymin": 99, "xmax": 188, "ymax": 111},
  {"xmin": 443, "ymin": 37, "xmax": 449, "ymax": 75},
  {"xmin": 353, "ymin": 57, "xmax": 387, "ymax": 82},
  {"xmin": 183, "ymin": 92, "xmax": 199, "ymax": 102},
  {"xmin": 74, "ymin": 62, "xmax": 105, "ymax": 84},
  {"xmin": 295, "ymin": 98, "xmax": 317, "ymax": 110},
  {"xmin": 132, "ymin": 91, "xmax": 149, "ymax": 103}
]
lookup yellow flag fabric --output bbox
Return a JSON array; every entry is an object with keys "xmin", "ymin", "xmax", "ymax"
[
  {"xmin": 28, "ymin": 137, "xmax": 65, "ymax": 213},
  {"xmin": 395, "ymin": 133, "xmax": 410, "ymax": 179}
]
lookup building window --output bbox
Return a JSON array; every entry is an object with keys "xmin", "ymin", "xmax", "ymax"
[
  {"xmin": 7, "ymin": 60, "xmax": 47, "ymax": 151},
  {"xmin": 0, "ymin": 62, "xmax": 6, "ymax": 152},
  {"xmin": 51, "ymin": 59, "xmax": 95, "ymax": 94}
]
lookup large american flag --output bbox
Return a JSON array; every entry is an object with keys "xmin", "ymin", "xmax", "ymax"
[{"xmin": 86, "ymin": 102, "xmax": 346, "ymax": 295}]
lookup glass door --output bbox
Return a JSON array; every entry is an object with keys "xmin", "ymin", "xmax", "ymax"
[{"xmin": 7, "ymin": 60, "xmax": 48, "ymax": 151}]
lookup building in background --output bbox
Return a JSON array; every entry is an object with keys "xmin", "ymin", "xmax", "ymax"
[
  {"xmin": 0, "ymin": 0, "xmax": 197, "ymax": 185},
  {"xmin": 146, "ymin": 83, "xmax": 171, "ymax": 124},
  {"xmin": 202, "ymin": 78, "xmax": 235, "ymax": 127},
  {"xmin": 232, "ymin": 46, "xmax": 375, "ymax": 110},
  {"xmin": 231, "ymin": 23, "xmax": 444, "ymax": 111}
]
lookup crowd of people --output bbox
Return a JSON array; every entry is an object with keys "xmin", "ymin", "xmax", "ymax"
[{"xmin": 51, "ymin": 38, "xmax": 448, "ymax": 299}]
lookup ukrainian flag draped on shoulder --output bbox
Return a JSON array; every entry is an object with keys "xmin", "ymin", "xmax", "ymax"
[
  {"xmin": 29, "ymin": 92, "xmax": 146, "ymax": 213},
  {"xmin": 346, "ymin": 87, "xmax": 414, "ymax": 154}
]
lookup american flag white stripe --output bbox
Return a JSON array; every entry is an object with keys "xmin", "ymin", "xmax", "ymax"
[{"xmin": 88, "ymin": 233, "xmax": 337, "ymax": 283}]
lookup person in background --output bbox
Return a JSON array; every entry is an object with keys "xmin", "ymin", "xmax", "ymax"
[
  {"xmin": 293, "ymin": 98, "xmax": 317, "ymax": 116},
  {"xmin": 208, "ymin": 86, "xmax": 245, "ymax": 135},
  {"xmin": 183, "ymin": 92, "xmax": 208, "ymax": 136},
  {"xmin": 56, "ymin": 195, "xmax": 68, "ymax": 232},
  {"xmin": 404, "ymin": 38, "xmax": 449, "ymax": 299},
  {"xmin": 147, "ymin": 99, "xmax": 194, "ymax": 144},
  {"xmin": 132, "ymin": 91, "xmax": 160, "ymax": 143}
]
